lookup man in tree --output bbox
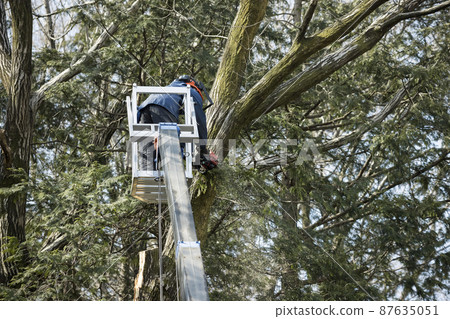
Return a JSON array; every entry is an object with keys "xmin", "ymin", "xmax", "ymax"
[{"xmin": 137, "ymin": 75, "xmax": 218, "ymax": 172}]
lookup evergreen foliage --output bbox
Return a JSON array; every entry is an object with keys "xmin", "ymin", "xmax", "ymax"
[{"xmin": 0, "ymin": 0, "xmax": 448, "ymax": 300}]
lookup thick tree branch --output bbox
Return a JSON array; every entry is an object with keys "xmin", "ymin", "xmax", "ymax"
[
  {"xmin": 291, "ymin": 0, "xmax": 302, "ymax": 26},
  {"xmin": 40, "ymin": 233, "xmax": 68, "ymax": 253},
  {"xmin": 256, "ymin": 85, "xmax": 408, "ymax": 171},
  {"xmin": 0, "ymin": 0, "xmax": 33, "ymax": 284},
  {"xmin": 235, "ymin": 0, "xmax": 388, "ymax": 126},
  {"xmin": 207, "ymin": 206, "xmax": 234, "ymax": 239},
  {"xmin": 255, "ymin": 0, "xmax": 444, "ymax": 118},
  {"xmin": 30, "ymin": 0, "xmax": 142, "ymax": 112}
]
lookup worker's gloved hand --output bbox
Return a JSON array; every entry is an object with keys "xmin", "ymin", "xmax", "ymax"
[{"xmin": 199, "ymin": 151, "xmax": 218, "ymax": 172}]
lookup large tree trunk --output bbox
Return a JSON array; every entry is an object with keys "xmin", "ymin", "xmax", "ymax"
[
  {"xmin": 0, "ymin": 0, "xmax": 33, "ymax": 284},
  {"xmin": 192, "ymin": 0, "xmax": 269, "ymax": 242}
]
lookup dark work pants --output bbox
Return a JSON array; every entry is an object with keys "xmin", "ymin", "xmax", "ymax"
[{"xmin": 139, "ymin": 105, "xmax": 177, "ymax": 171}]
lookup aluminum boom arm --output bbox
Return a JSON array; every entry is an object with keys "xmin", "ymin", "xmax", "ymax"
[{"xmin": 159, "ymin": 123, "xmax": 209, "ymax": 301}]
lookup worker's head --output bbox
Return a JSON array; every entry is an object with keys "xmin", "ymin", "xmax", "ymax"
[
  {"xmin": 177, "ymin": 75, "xmax": 214, "ymax": 107},
  {"xmin": 178, "ymin": 75, "xmax": 204, "ymax": 99}
]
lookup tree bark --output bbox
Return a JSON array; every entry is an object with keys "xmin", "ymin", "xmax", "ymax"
[
  {"xmin": 0, "ymin": 0, "xmax": 33, "ymax": 284},
  {"xmin": 0, "ymin": 0, "xmax": 11, "ymax": 89}
]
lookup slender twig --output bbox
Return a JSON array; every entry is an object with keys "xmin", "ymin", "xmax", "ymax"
[
  {"xmin": 299, "ymin": 100, "xmax": 322, "ymax": 121},
  {"xmin": 32, "ymin": 1, "xmax": 97, "ymax": 18}
]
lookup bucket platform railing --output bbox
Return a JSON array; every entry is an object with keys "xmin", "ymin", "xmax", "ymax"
[{"xmin": 126, "ymin": 84, "xmax": 198, "ymax": 203}]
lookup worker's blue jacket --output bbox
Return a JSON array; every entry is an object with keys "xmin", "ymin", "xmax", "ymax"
[{"xmin": 138, "ymin": 80, "xmax": 207, "ymax": 140}]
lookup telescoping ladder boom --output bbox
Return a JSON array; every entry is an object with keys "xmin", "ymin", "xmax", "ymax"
[
  {"xmin": 159, "ymin": 123, "xmax": 209, "ymax": 301},
  {"xmin": 126, "ymin": 85, "xmax": 209, "ymax": 301}
]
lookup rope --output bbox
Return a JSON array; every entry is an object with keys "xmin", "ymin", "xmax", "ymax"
[
  {"xmin": 175, "ymin": 247, "xmax": 180, "ymax": 301},
  {"xmin": 156, "ymin": 134, "xmax": 164, "ymax": 301}
]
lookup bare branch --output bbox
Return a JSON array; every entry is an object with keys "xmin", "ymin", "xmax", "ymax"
[
  {"xmin": 32, "ymin": 1, "xmax": 97, "ymax": 18},
  {"xmin": 210, "ymin": 0, "xmax": 269, "ymax": 103},
  {"xmin": 236, "ymin": 0, "xmax": 388, "ymax": 127},
  {"xmin": 43, "ymin": 0, "xmax": 56, "ymax": 49},
  {"xmin": 295, "ymin": 0, "xmax": 319, "ymax": 41},
  {"xmin": 40, "ymin": 233, "xmax": 68, "ymax": 253},
  {"xmin": 255, "ymin": 0, "xmax": 436, "ymax": 119},
  {"xmin": 31, "ymin": 0, "xmax": 142, "ymax": 112},
  {"xmin": 384, "ymin": 0, "xmax": 450, "ymax": 27}
]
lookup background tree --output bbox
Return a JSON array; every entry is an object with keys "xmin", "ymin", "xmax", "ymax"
[{"xmin": 0, "ymin": 0, "xmax": 33, "ymax": 284}]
